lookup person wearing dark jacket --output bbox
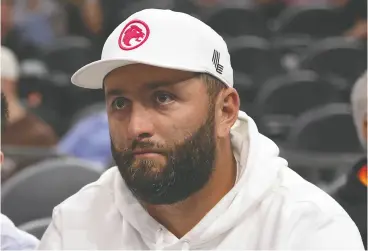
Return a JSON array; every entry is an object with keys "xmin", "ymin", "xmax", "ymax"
[{"xmin": 333, "ymin": 71, "xmax": 367, "ymax": 249}]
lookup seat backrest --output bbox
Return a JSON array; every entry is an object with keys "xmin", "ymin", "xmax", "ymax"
[
  {"xmin": 1, "ymin": 158, "xmax": 103, "ymax": 226},
  {"xmin": 300, "ymin": 37, "xmax": 367, "ymax": 82},
  {"xmin": 255, "ymin": 71, "xmax": 340, "ymax": 117},
  {"xmin": 44, "ymin": 36, "xmax": 94, "ymax": 74},
  {"xmin": 233, "ymin": 72, "xmax": 255, "ymax": 101},
  {"xmin": 272, "ymin": 37, "xmax": 313, "ymax": 71},
  {"xmin": 1, "ymin": 146, "xmax": 67, "ymax": 182},
  {"xmin": 288, "ymin": 103, "xmax": 362, "ymax": 153},
  {"xmin": 228, "ymin": 36, "xmax": 280, "ymax": 81},
  {"xmin": 18, "ymin": 217, "xmax": 52, "ymax": 240},
  {"xmin": 273, "ymin": 5, "xmax": 343, "ymax": 37},
  {"xmin": 19, "ymin": 59, "xmax": 49, "ymax": 78},
  {"xmin": 206, "ymin": 7, "xmax": 269, "ymax": 38}
]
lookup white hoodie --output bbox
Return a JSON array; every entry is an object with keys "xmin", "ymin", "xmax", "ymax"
[{"xmin": 38, "ymin": 111, "xmax": 364, "ymax": 250}]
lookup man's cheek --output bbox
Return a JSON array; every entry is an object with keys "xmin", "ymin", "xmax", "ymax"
[{"xmin": 112, "ymin": 136, "xmax": 131, "ymax": 152}]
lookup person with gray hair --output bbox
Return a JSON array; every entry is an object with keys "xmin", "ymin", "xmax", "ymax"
[
  {"xmin": 333, "ymin": 71, "xmax": 367, "ymax": 249},
  {"xmin": 351, "ymin": 71, "xmax": 367, "ymax": 149}
]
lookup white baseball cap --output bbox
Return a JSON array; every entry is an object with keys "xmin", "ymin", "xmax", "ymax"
[
  {"xmin": 71, "ymin": 9, "xmax": 233, "ymax": 89},
  {"xmin": 1, "ymin": 46, "xmax": 20, "ymax": 81}
]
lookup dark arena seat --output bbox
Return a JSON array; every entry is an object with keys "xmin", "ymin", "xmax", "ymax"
[
  {"xmin": 300, "ymin": 37, "xmax": 367, "ymax": 83},
  {"xmin": 43, "ymin": 36, "xmax": 95, "ymax": 75},
  {"xmin": 1, "ymin": 158, "xmax": 103, "ymax": 226},
  {"xmin": 273, "ymin": 5, "xmax": 346, "ymax": 38},
  {"xmin": 254, "ymin": 71, "xmax": 342, "ymax": 139},
  {"xmin": 287, "ymin": 103, "xmax": 362, "ymax": 153},
  {"xmin": 205, "ymin": 6, "xmax": 270, "ymax": 38},
  {"xmin": 228, "ymin": 35, "xmax": 282, "ymax": 83},
  {"xmin": 18, "ymin": 217, "xmax": 52, "ymax": 240}
]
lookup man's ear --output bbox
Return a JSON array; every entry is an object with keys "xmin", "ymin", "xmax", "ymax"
[{"xmin": 216, "ymin": 88, "xmax": 240, "ymax": 138}]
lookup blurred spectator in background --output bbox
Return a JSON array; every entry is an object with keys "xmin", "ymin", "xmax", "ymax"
[
  {"xmin": 1, "ymin": 46, "xmax": 58, "ymax": 147},
  {"xmin": 57, "ymin": 111, "xmax": 111, "ymax": 168},
  {"xmin": 1, "ymin": 0, "xmax": 65, "ymax": 59},
  {"xmin": 333, "ymin": 71, "xmax": 367, "ymax": 249},
  {"xmin": 352, "ymin": 72, "xmax": 368, "ymax": 150},
  {"xmin": 18, "ymin": 59, "xmax": 67, "ymax": 137},
  {"xmin": 64, "ymin": 0, "xmax": 103, "ymax": 39},
  {"xmin": 11, "ymin": 0, "xmax": 65, "ymax": 47},
  {"xmin": 1, "ymin": 93, "xmax": 40, "ymax": 250},
  {"xmin": 1, "ymin": 0, "xmax": 41, "ymax": 60},
  {"xmin": 62, "ymin": 0, "xmax": 117, "ymax": 56},
  {"xmin": 338, "ymin": 0, "xmax": 367, "ymax": 40}
]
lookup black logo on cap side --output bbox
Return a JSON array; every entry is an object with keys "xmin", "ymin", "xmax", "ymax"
[{"xmin": 212, "ymin": 50, "xmax": 224, "ymax": 74}]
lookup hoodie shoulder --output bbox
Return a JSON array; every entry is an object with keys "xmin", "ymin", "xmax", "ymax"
[
  {"xmin": 277, "ymin": 166, "xmax": 348, "ymax": 215},
  {"xmin": 40, "ymin": 167, "xmax": 129, "ymax": 249},
  {"xmin": 54, "ymin": 167, "xmax": 119, "ymax": 216},
  {"xmin": 266, "ymin": 166, "xmax": 364, "ymax": 249}
]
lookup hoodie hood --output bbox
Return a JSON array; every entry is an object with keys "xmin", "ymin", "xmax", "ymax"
[{"xmin": 114, "ymin": 111, "xmax": 288, "ymax": 249}]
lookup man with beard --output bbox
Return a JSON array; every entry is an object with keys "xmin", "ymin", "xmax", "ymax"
[{"xmin": 38, "ymin": 9, "xmax": 364, "ymax": 250}]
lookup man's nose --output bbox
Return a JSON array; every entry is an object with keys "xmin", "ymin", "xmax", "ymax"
[{"xmin": 127, "ymin": 104, "xmax": 154, "ymax": 140}]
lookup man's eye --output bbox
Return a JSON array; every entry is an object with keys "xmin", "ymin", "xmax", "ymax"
[
  {"xmin": 112, "ymin": 98, "xmax": 127, "ymax": 110},
  {"xmin": 156, "ymin": 93, "xmax": 174, "ymax": 105}
]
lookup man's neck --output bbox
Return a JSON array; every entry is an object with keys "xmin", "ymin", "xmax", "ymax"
[{"xmin": 145, "ymin": 139, "xmax": 237, "ymax": 238}]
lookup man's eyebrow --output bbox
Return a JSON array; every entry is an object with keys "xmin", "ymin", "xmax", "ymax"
[
  {"xmin": 105, "ymin": 82, "xmax": 175, "ymax": 98},
  {"xmin": 105, "ymin": 73, "xmax": 200, "ymax": 97},
  {"xmin": 147, "ymin": 73, "xmax": 200, "ymax": 89},
  {"xmin": 106, "ymin": 89, "xmax": 124, "ymax": 98}
]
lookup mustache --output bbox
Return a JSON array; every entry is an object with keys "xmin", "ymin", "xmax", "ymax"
[{"xmin": 120, "ymin": 140, "xmax": 169, "ymax": 156}]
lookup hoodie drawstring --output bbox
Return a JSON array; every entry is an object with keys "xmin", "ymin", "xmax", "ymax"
[
  {"xmin": 155, "ymin": 228, "xmax": 191, "ymax": 250},
  {"xmin": 155, "ymin": 228, "xmax": 164, "ymax": 250},
  {"xmin": 182, "ymin": 240, "xmax": 190, "ymax": 250}
]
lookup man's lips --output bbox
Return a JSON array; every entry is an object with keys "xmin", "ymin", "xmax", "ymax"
[{"xmin": 132, "ymin": 149, "xmax": 164, "ymax": 156}]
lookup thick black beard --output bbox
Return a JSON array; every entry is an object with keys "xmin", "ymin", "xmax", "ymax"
[{"xmin": 111, "ymin": 113, "xmax": 216, "ymax": 205}]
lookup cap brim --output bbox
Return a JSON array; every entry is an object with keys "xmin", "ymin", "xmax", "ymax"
[
  {"xmin": 71, "ymin": 59, "xmax": 134, "ymax": 89},
  {"xmin": 71, "ymin": 58, "xmax": 209, "ymax": 89}
]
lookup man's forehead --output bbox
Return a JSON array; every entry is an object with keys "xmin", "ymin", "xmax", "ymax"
[{"xmin": 103, "ymin": 64, "xmax": 200, "ymax": 90}]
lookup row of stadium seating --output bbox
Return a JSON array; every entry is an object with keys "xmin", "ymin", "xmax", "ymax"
[
  {"xmin": 259, "ymin": 102, "xmax": 361, "ymax": 152},
  {"xmin": 203, "ymin": 5, "xmax": 358, "ymax": 38},
  {"xmin": 21, "ymin": 35, "xmax": 367, "ymax": 83},
  {"xmin": 121, "ymin": 1, "xmax": 361, "ymax": 39}
]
